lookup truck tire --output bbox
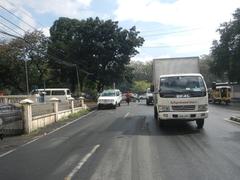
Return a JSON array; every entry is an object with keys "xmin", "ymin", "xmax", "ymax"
[
  {"xmin": 113, "ymin": 102, "xmax": 117, "ymax": 109},
  {"xmin": 196, "ymin": 119, "xmax": 204, "ymax": 129},
  {"xmin": 158, "ymin": 118, "xmax": 165, "ymax": 127},
  {"xmin": 97, "ymin": 105, "xmax": 101, "ymax": 110},
  {"xmin": 146, "ymin": 99, "xmax": 149, "ymax": 105}
]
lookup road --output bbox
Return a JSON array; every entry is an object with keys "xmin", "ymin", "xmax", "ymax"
[{"xmin": 1, "ymin": 101, "xmax": 240, "ymax": 180}]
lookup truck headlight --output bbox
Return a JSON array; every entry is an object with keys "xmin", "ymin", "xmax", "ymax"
[
  {"xmin": 158, "ymin": 105, "xmax": 170, "ymax": 112},
  {"xmin": 198, "ymin": 104, "xmax": 208, "ymax": 111}
]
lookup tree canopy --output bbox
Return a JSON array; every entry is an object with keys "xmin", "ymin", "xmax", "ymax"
[
  {"xmin": 211, "ymin": 8, "xmax": 240, "ymax": 82},
  {"xmin": 48, "ymin": 17, "xmax": 144, "ymax": 92}
]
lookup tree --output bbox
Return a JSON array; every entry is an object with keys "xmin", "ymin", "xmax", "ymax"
[
  {"xmin": 199, "ymin": 55, "xmax": 221, "ymax": 87},
  {"xmin": 129, "ymin": 60, "xmax": 152, "ymax": 82},
  {"xmin": 211, "ymin": 8, "xmax": 240, "ymax": 82},
  {"xmin": 48, "ymin": 17, "xmax": 144, "ymax": 92},
  {"xmin": 132, "ymin": 80, "xmax": 151, "ymax": 94},
  {"xmin": 0, "ymin": 30, "xmax": 49, "ymax": 94}
]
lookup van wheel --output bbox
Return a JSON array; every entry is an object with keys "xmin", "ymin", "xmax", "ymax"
[
  {"xmin": 113, "ymin": 103, "xmax": 117, "ymax": 109},
  {"xmin": 196, "ymin": 119, "xmax": 204, "ymax": 129},
  {"xmin": 118, "ymin": 103, "xmax": 121, "ymax": 107},
  {"xmin": 97, "ymin": 105, "xmax": 101, "ymax": 110}
]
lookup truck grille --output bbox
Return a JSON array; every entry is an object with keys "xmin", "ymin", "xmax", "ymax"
[{"xmin": 172, "ymin": 105, "xmax": 195, "ymax": 111}]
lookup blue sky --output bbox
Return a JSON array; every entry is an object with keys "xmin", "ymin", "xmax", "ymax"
[{"xmin": 1, "ymin": 0, "xmax": 240, "ymax": 62}]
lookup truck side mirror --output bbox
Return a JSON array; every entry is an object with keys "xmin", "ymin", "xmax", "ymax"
[{"xmin": 150, "ymin": 85, "xmax": 154, "ymax": 92}]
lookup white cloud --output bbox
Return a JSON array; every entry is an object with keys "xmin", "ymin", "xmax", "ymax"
[
  {"xmin": 24, "ymin": 0, "xmax": 92, "ymax": 18},
  {"xmin": 0, "ymin": 0, "xmax": 37, "ymax": 33},
  {"xmin": 115, "ymin": 0, "xmax": 240, "ymax": 27},
  {"xmin": 115, "ymin": 0, "xmax": 240, "ymax": 59},
  {"xmin": 39, "ymin": 27, "xmax": 50, "ymax": 37}
]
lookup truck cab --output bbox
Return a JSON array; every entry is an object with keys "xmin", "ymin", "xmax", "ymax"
[{"xmin": 153, "ymin": 73, "xmax": 208, "ymax": 128}]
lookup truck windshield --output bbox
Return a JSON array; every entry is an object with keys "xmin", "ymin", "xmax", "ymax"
[{"xmin": 159, "ymin": 76, "xmax": 206, "ymax": 97}]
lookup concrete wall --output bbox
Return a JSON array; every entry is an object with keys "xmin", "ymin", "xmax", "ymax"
[{"xmin": 21, "ymin": 98, "xmax": 86, "ymax": 133}]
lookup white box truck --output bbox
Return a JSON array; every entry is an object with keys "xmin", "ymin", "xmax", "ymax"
[{"xmin": 152, "ymin": 57, "xmax": 208, "ymax": 128}]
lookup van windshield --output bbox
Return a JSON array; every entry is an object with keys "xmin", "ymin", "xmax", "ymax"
[{"xmin": 159, "ymin": 76, "xmax": 206, "ymax": 97}]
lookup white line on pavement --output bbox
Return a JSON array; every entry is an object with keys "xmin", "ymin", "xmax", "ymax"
[
  {"xmin": 0, "ymin": 110, "xmax": 96, "ymax": 158},
  {"xmin": 0, "ymin": 149, "xmax": 16, "ymax": 158},
  {"xmin": 124, "ymin": 112, "xmax": 130, "ymax": 119},
  {"xmin": 224, "ymin": 118, "xmax": 240, "ymax": 125},
  {"xmin": 65, "ymin": 144, "xmax": 100, "ymax": 180}
]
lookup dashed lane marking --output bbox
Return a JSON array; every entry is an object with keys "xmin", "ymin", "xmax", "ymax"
[{"xmin": 65, "ymin": 144, "xmax": 100, "ymax": 180}]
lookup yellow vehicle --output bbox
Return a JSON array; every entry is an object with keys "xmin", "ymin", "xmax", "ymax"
[{"xmin": 211, "ymin": 82, "xmax": 231, "ymax": 104}]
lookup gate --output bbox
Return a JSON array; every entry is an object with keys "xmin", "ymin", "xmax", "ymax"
[{"xmin": 0, "ymin": 104, "xmax": 23, "ymax": 137}]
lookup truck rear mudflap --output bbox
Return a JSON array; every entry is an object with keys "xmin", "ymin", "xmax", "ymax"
[{"xmin": 158, "ymin": 111, "xmax": 208, "ymax": 120}]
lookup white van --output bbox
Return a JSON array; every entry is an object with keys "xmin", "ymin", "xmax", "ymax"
[{"xmin": 31, "ymin": 88, "xmax": 72, "ymax": 102}]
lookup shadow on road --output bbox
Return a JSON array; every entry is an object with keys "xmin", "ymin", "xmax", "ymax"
[{"xmin": 106, "ymin": 114, "xmax": 201, "ymax": 137}]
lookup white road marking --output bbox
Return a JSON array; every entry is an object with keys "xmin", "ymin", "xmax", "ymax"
[
  {"xmin": 124, "ymin": 112, "xmax": 130, "ymax": 119},
  {"xmin": 224, "ymin": 118, "xmax": 240, "ymax": 125},
  {"xmin": 0, "ymin": 110, "xmax": 96, "ymax": 158},
  {"xmin": 0, "ymin": 149, "xmax": 16, "ymax": 158},
  {"xmin": 65, "ymin": 144, "xmax": 100, "ymax": 180}
]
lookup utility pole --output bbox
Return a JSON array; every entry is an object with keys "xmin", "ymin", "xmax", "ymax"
[
  {"xmin": 75, "ymin": 65, "xmax": 81, "ymax": 97},
  {"xmin": 25, "ymin": 60, "xmax": 29, "ymax": 95}
]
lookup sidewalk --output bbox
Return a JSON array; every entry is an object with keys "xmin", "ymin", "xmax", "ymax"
[{"xmin": 0, "ymin": 102, "xmax": 97, "ymax": 155}]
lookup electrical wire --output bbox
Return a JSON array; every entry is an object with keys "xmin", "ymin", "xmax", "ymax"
[
  {"xmin": 0, "ymin": 21, "xmax": 23, "ymax": 36},
  {"xmin": 0, "ymin": 14, "xmax": 26, "ymax": 32},
  {"xmin": 0, "ymin": 4, "xmax": 36, "ymax": 30}
]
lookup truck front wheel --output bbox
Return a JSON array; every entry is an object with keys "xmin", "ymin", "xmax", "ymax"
[{"xmin": 196, "ymin": 119, "xmax": 204, "ymax": 129}]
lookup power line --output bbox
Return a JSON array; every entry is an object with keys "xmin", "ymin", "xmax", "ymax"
[
  {"xmin": 0, "ymin": 30, "xmax": 23, "ymax": 39},
  {"xmin": 0, "ymin": 21, "xmax": 23, "ymax": 36},
  {"xmin": 0, "ymin": 14, "xmax": 26, "ymax": 32},
  {"xmin": 2, "ymin": 0, "xmax": 45, "ymax": 28},
  {"xmin": 142, "ymin": 42, "xmax": 207, "ymax": 48},
  {"xmin": 0, "ymin": 4, "xmax": 36, "ymax": 30},
  {"xmin": 142, "ymin": 27, "xmax": 201, "ymax": 38}
]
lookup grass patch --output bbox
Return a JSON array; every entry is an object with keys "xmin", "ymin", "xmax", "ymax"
[{"xmin": 65, "ymin": 109, "xmax": 90, "ymax": 121}]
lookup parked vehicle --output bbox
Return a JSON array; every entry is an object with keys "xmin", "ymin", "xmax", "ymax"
[
  {"xmin": 210, "ymin": 82, "xmax": 231, "ymax": 104},
  {"xmin": 31, "ymin": 88, "xmax": 72, "ymax": 102},
  {"xmin": 146, "ymin": 88, "xmax": 153, "ymax": 105},
  {"xmin": 97, "ymin": 89, "xmax": 122, "ymax": 109},
  {"xmin": 152, "ymin": 57, "xmax": 208, "ymax": 129}
]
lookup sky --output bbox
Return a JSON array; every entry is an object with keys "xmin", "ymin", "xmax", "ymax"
[{"xmin": 1, "ymin": 0, "xmax": 240, "ymax": 62}]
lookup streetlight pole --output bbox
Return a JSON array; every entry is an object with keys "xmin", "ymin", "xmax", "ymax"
[{"xmin": 24, "ymin": 60, "xmax": 29, "ymax": 95}]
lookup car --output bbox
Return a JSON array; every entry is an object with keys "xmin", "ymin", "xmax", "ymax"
[{"xmin": 97, "ymin": 89, "xmax": 122, "ymax": 109}]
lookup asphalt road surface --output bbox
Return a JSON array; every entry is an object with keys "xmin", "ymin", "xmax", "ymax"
[{"xmin": 1, "ymin": 101, "xmax": 240, "ymax": 180}]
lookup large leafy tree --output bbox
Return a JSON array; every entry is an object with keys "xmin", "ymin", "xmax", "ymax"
[
  {"xmin": 48, "ymin": 17, "xmax": 144, "ymax": 92},
  {"xmin": 0, "ymin": 30, "xmax": 49, "ymax": 94},
  {"xmin": 211, "ymin": 8, "xmax": 240, "ymax": 82}
]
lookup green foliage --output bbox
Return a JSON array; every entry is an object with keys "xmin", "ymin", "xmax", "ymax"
[
  {"xmin": 0, "ymin": 31, "xmax": 49, "ymax": 94},
  {"xmin": 132, "ymin": 80, "xmax": 150, "ymax": 94},
  {"xmin": 211, "ymin": 8, "xmax": 240, "ymax": 82},
  {"xmin": 199, "ymin": 55, "xmax": 222, "ymax": 87},
  {"xmin": 130, "ymin": 60, "xmax": 152, "ymax": 82},
  {"xmin": 48, "ymin": 17, "xmax": 144, "ymax": 92}
]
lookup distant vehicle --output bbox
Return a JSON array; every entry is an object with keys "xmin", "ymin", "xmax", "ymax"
[
  {"xmin": 152, "ymin": 57, "xmax": 208, "ymax": 129},
  {"xmin": 146, "ymin": 88, "xmax": 153, "ymax": 105},
  {"xmin": 139, "ymin": 94, "xmax": 146, "ymax": 100},
  {"xmin": 210, "ymin": 82, "xmax": 231, "ymax": 104},
  {"xmin": 97, "ymin": 89, "xmax": 122, "ymax": 109},
  {"xmin": 31, "ymin": 88, "xmax": 72, "ymax": 102}
]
